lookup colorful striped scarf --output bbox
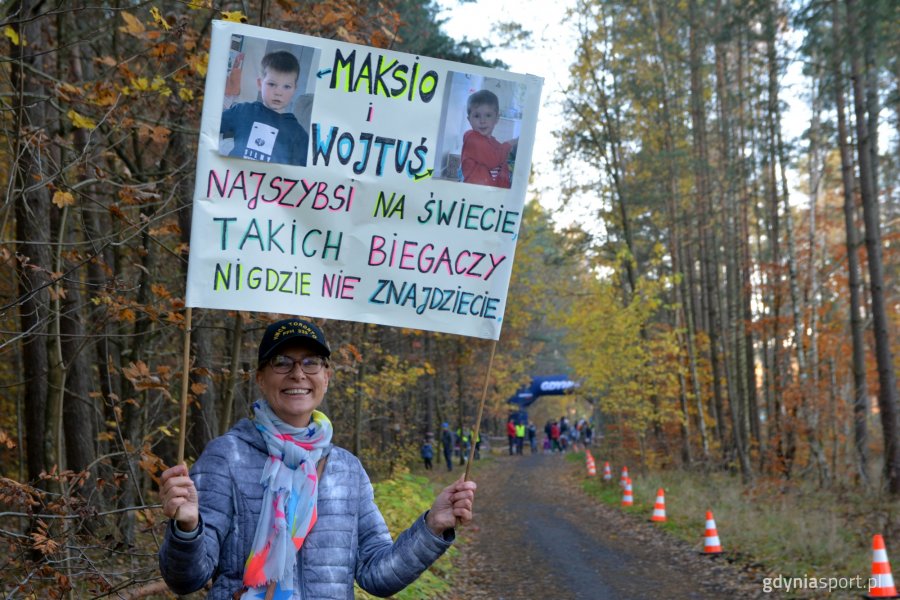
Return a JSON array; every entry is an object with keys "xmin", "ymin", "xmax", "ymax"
[{"xmin": 241, "ymin": 400, "xmax": 332, "ymax": 598}]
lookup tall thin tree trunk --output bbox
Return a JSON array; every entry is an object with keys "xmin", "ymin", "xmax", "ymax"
[
  {"xmin": 60, "ymin": 258, "xmax": 98, "ymax": 484},
  {"xmin": 221, "ymin": 313, "xmax": 244, "ymax": 435},
  {"xmin": 352, "ymin": 323, "xmax": 369, "ymax": 456},
  {"xmin": 831, "ymin": 0, "xmax": 869, "ymax": 484},
  {"xmin": 763, "ymin": 7, "xmax": 788, "ymax": 473},
  {"xmin": 774, "ymin": 72, "xmax": 810, "ymax": 475},
  {"xmin": 803, "ymin": 72, "xmax": 829, "ymax": 483},
  {"xmin": 689, "ymin": 0, "xmax": 727, "ymax": 457},
  {"xmin": 12, "ymin": 0, "xmax": 52, "ymax": 484},
  {"xmin": 846, "ymin": 0, "xmax": 900, "ymax": 494},
  {"xmin": 424, "ymin": 334, "xmax": 436, "ymax": 435},
  {"xmin": 714, "ymin": 16, "xmax": 750, "ymax": 479},
  {"xmin": 777, "ymin": 117, "xmax": 807, "ymax": 386},
  {"xmin": 735, "ymin": 18, "xmax": 760, "ymax": 449},
  {"xmin": 678, "ymin": 230, "xmax": 709, "ymax": 457},
  {"xmin": 63, "ymin": 10, "xmax": 105, "ymax": 501},
  {"xmin": 752, "ymin": 125, "xmax": 777, "ymax": 465},
  {"xmin": 188, "ymin": 317, "xmax": 218, "ymax": 453},
  {"xmin": 862, "ymin": 4, "xmax": 881, "ymax": 198},
  {"xmin": 648, "ymin": 0, "xmax": 703, "ymax": 463}
]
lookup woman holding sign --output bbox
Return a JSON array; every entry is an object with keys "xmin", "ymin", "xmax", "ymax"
[{"xmin": 158, "ymin": 318, "xmax": 476, "ymax": 599}]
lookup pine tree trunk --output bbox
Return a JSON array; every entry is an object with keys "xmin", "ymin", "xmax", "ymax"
[
  {"xmin": 647, "ymin": 0, "xmax": 700, "ymax": 463},
  {"xmin": 689, "ymin": 0, "xmax": 727, "ymax": 457},
  {"xmin": 751, "ymin": 127, "xmax": 777, "ymax": 465},
  {"xmin": 189, "ymin": 319, "xmax": 219, "ymax": 451},
  {"xmin": 735, "ymin": 17, "xmax": 760, "ymax": 449},
  {"xmin": 221, "ymin": 313, "xmax": 244, "ymax": 435},
  {"xmin": 863, "ymin": 6, "xmax": 881, "ymax": 198},
  {"xmin": 60, "ymin": 265, "xmax": 97, "ymax": 483},
  {"xmin": 763, "ymin": 7, "xmax": 788, "ymax": 473},
  {"xmin": 771, "ymin": 0, "xmax": 815, "ymax": 474},
  {"xmin": 63, "ymin": 12, "xmax": 107, "ymax": 500},
  {"xmin": 12, "ymin": 0, "xmax": 52, "ymax": 484},
  {"xmin": 831, "ymin": 0, "xmax": 869, "ymax": 483},
  {"xmin": 424, "ymin": 335, "xmax": 436, "ymax": 435},
  {"xmin": 804, "ymin": 72, "xmax": 829, "ymax": 483},
  {"xmin": 714, "ymin": 16, "xmax": 750, "ymax": 478},
  {"xmin": 845, "ymin": 0, "xmax": 900, "ymax": 494},
  {"xmin": 353, "ymin": 322, "xmax": 369, "ymax": 457}
]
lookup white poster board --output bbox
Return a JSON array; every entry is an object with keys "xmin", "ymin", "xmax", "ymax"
[{"xmin": 186, "ymin": 21, "xmax": 543, "ymax": 340}]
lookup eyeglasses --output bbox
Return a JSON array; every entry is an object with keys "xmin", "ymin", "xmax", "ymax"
[{"xmin": 268, "ymin": 355, "xmax": 328, "ymax": 375}]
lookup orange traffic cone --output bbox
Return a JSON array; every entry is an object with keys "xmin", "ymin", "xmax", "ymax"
[
  {"xmin": 621, "ymin": 477, "xmax": 633, "ymax": 507},
  {"xmin": 602, "ymin": 462, "xmax": 612, "ymax": 481},
  {"xmin": 867, "ymin": 534, "xmax": 900, "ymax": 598},
  {"xmin": 702, "ymin": 510, "xmax": 722, "ymax": 554},
  {"xmin": 649, "ymin": 488, "xmax": 666, "ymax": 522},
  {"xmin": 586, "ymin": 455, "xmax": 596, "ymax": 476},
  {"xmin": 620, "ymin": 466, "xmax": 629, "ymax": 487}
]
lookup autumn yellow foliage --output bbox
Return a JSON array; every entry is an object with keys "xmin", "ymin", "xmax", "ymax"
[{"xmin": 564, "ymin": 272, "xmax": 683, "ymax": 438}]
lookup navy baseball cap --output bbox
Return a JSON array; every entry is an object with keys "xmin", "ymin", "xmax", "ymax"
[{"xmin": 258, "ymin": 318, "xmax": 331, "ymax": 366}]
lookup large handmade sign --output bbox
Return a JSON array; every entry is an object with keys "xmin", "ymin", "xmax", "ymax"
[{"xmin": 186, "ymin": 21, "xmax": 542, "ymax": 340}]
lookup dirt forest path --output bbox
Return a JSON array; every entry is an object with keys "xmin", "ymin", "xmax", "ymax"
[{"xmin": 446, "ymin": 451, "xmax": 775, "ymax": 600}]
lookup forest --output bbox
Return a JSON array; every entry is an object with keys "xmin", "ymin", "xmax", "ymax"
[
  {"xmin": 555, "ymin": 0, "xmax": 899, "ymax": 490},
  {"xmin": 1, "ymin": 0, "xmax": 898, "ymax": 597}
]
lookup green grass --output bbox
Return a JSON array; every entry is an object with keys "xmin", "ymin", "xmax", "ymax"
[
  {"xmin": 572, "ymin": 452, "xmax": 900, "ymax": 598},
  {"xmin": 356, "ymin": 456, "xmax": 493, "ymax": 600},
  {"xmin": 355, "ymin": 468, "xmax": 459, "ymax": 600}
]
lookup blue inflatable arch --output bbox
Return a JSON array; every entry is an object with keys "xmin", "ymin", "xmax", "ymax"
[{"xmin": 506, "ymin": 374, "xmax": 580, "ymax": 409}]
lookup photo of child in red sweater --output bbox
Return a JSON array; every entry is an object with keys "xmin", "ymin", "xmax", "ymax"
[{"xmin": 460, "ymin": 89, "xmax": 519, "ymax": 188}]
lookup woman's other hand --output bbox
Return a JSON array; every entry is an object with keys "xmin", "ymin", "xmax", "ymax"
[
  {"xmin": 425, "ymin": 476, "xmax": 477, "ymax": 535},
  {"xmin": 160, "ymin": 464, "xmax": 200, "ymax": 532}
]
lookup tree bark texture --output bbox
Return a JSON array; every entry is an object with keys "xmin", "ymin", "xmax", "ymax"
[
  {"xmin": 831, "ymin": 0, "xmax": 869, "ymax": 484},
  {"xmin": 845, "ymin": 0, "xmax": 900, "ymax": 494},
  {"xmin": 12, "ymin": 0, "xmax": 53, "ymax": 483}
]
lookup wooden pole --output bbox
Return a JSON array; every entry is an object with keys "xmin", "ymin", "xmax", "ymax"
[
  {"xmin": 176, "ymin": 307, "xmax": 193, "ymax": 465},
  {"xmin": 464, "ymin": 339, "xmax": 497, "ymax": 482}
]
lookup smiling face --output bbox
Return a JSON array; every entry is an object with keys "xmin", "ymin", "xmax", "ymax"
[
  {"xmin": 256, "ymin": 343, "xmax": 330, "ymax": 427},
  {"xmin": 467, "ymin": 102, "xmax": 500, "ymax": 137},
  {"xmin": 257, "ymin": 68, "xmax": 298, "ymax": 113}
]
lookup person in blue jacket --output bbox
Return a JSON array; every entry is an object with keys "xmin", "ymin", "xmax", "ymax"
[
  {"xmin": 421, "ymin": 433, "xmax": 435, "ymax": 470},
  {"xmin": 220, "ymin": 50, "xmax": 309, "ymax": 166},
  {"xmin": 158, "ymin": 318, "xmax": 476, "ymax": 599}
]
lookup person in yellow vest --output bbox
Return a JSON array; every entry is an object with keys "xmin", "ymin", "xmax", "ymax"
[
  {"xmin": 456, "ymin": 426, "xmax": 471, "ymax": 465},
  {"xmin": 514, "ymin": 422, "xmax": 526, "ymax": 455},
  {"xmin": 472, "ymin": 425, "xmax": 482, "ymax": 460}
]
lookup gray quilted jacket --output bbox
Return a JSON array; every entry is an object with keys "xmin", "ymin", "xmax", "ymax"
[{"xmin": 158, "ymin": 419, "xmax": 454, "ymax": 598}]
